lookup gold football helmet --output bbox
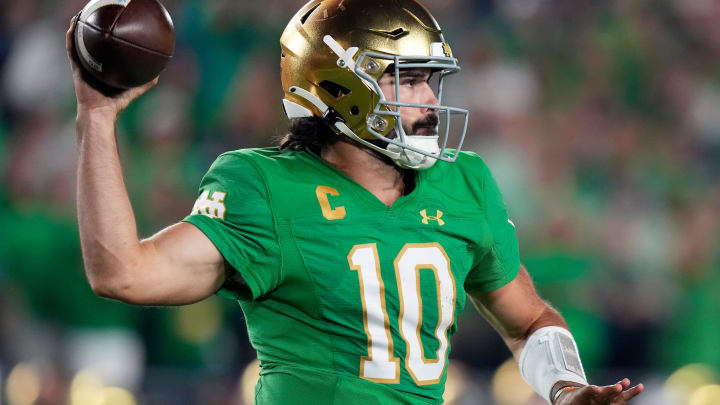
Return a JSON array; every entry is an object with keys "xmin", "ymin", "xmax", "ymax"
[{"xmin": 280, "ymin": 0, "xmax": 469, "ymax": 169}]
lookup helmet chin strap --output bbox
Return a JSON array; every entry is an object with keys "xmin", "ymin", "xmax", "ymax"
[
  {"xmin": 288, "ymin": 86, "xmax": 399, "ymax": 158},
  {"xmin": 387, "ymin": 135, "xmax": 440, "ymax": 170},
  {"xmin": 288, "ymin": 87, "xmax": 440, "ymax": 170},
  {"xmin": 336, "ymin": 122, "xmax": 440, "ymax": 170}
]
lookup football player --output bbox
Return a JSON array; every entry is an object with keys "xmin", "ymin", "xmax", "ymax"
[{"xmin": 67, "ymin": 0, "xmax": 644, "ymax": 404}]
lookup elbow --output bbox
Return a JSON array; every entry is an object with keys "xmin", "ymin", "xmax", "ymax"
[
  {"xmin": 88, "ymin": 276, "xmax": 113, "ymax": 299},
  {"xmin": 88, "ymin": 277, "xmax": 124, "ymax": 300},
  {"xmin": 86, "ymin": 264, "xmax": 143, "ymax": 305},
  {"xmin": 81, "ymin": 238, "xmax": 148, "ymax": 303}
]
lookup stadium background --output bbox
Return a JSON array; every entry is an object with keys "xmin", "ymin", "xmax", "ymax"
[{"xmin": 1, "ymin": 0, "xmax": 719, "ymax": 404}]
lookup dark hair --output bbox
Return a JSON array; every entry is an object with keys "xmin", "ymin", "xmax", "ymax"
[
  {"xmin": 279, "ymin": 116, "xmax": 339, "ymax": 155},
  {"xmin": 279, "ymin": 115, "xmax": 415, "ymax": 191}
]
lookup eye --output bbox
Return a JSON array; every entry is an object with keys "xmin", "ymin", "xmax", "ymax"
[{"xmin": 401, "ymin": 78, "xmax": 418, "ymax": 87}]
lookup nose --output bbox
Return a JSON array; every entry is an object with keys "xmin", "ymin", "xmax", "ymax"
[{"xmin": 423, "ymin": 83, "xmax": 439, "ymax": 112}]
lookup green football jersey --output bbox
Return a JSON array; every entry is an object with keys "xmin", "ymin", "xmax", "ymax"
[{"xmin": 183, "ymin": 148, "xmax": 520, "ymax": 404}]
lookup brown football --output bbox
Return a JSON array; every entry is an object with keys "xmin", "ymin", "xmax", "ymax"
[{"xmin": 74, "ymin": 0, "xmax": 175, "ymax": 90}]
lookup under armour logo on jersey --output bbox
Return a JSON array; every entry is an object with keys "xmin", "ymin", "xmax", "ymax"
[
  {"xmin": 420, "ymin": 209, "xmax": 445, "ymax": 226},
  {"xmin": 191, "ymin": 190, "xmax": 227, "ymax": 219}
]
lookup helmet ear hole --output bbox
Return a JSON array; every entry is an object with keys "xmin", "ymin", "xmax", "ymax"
[{"xmin": 319, "ymin": 80, "xmax": 352, "ymax": 100}]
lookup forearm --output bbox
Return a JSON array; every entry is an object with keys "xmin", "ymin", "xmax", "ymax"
[
  {"xmin": 76, "ymin": 109, "xmax": 143, "ymax": 296},
  {"xmin": 511, "ymin": 306, "xmax": 586, "ymax": 403},
  {"xmin": 472, "ymin": 268, "xmax": 569, "ymax": 358},
  {"xmin": 470, "ymin": 268, "xmax": 588, "ymax": 404},
  {"xmin": 505, "ymin": 303, "xmax": 568, "ymax": 358}
]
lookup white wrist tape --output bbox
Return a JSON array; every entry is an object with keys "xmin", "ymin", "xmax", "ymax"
[{"xmin": 518, "ymin": 326, "xmax": 588, "ymax": 403}]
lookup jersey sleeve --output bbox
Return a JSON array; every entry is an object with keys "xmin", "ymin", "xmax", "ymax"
[
  {"xmin": 182, "ymin": 152, "xmax": 280, "ymax": 300},
  {"xmin": 464, "ymin": 156, "xmax": 521, "ymax": 293}
]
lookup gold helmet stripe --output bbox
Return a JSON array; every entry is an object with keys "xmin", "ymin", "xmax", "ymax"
[{"xmin": 401, "ymin": 7, "xmax": 442, "ymax": 33}]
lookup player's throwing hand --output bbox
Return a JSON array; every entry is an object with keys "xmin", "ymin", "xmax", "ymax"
[
  {"xmin": 555, "ymin": 378, "xmax": 644, "ymax": 405},
  {"xmin": 66, "ymin": 16, "xmax": 158, "ymax": 119}
]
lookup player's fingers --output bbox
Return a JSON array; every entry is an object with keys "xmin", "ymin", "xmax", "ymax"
[
  {"xmin": 572, "ymin": 385, "xmax": 605, "ymax": 401},
  {"xmin": 586, "ymin": 382, "xmax": 624, "ymax": 401},
  {"xmin": 135, "ymin": 77, "xmax": 159, "ymax": 94},
  {"xmin": 121, "ymin": 77, "xmax": 159, "ymax": 104},
  {"xmin": 66, "ymin": 19, "xmax": 73, "ymax": 55},
  {"xmin": 66, "ymin": 14, "xmax": 81, "ymax": 68},
  {"xmin": 66, "ymin": 15, "xmax": 77, "ymax": 53},
  {"xmin": 617, "ymin": 384, "xmax": 644, "ymax": 402},
  {"xmin": 599, "ymin": 382, "xmax": 623, "ymax": 395}
]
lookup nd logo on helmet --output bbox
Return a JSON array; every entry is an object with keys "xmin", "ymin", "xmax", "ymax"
[{"xmin": 442, "ymin": 43, "xmax": 452, "ymax": 57}]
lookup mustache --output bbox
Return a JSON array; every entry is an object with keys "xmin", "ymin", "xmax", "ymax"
[{"xmin": 411, "ymin": 114, "xmax": 439, "ymax": 134}]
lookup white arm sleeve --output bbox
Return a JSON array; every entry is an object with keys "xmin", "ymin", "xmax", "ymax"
[{"xmin": 518, "ymin": 326, "xmax": 588, "ymax": 403}]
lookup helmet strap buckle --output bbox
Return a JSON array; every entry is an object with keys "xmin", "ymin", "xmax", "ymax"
[
  {"xmin": 322, "ymin": 107, "xmax": 346, "ymax": 127},
  {"xmin": 323, "ymin": 35, "xmax": 359, "ymax": 71}
]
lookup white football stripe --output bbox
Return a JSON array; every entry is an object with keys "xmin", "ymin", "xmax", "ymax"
[
  {"xmin": 79, "ymin": 0, "xmax": 131, "ymax": 22},
  {"xmin": 76, "ymin": 0, "xmax": 132, "ymax": 73},
  {"xmin": 76, "ymin": 22, "xmax": 102, "ymax": 72}
]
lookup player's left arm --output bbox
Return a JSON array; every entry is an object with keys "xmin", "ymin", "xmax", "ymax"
[{"xmin": 469, "ymin": 264, "xmax": 644, "ymax": 405}]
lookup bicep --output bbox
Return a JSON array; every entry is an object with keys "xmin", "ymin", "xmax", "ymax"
[
  {"xmin": 126, "ymin": 222, "xmax": 227, "ymax": 305},
  {"xmin": 469, "ymin": 265, "xmax": 550, "ymax": 353}
]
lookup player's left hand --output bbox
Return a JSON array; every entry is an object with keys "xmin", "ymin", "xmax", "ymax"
[{"xmin": 555, "ymin": 378, "xmax": 644, "ymax": 404}]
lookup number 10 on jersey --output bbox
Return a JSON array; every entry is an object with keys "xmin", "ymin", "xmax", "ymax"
[{"xmin": 348, "ymin": 243, "xmax": 456, "ymax": 385}]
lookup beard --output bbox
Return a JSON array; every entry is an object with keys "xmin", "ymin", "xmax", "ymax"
[
  {"xmin": 384, "ymin": 113, "xmax": 440, "ymax": 141},
  {"xmin": 409, "ymin": 113, "xmax": 439, "ymax": 136}
]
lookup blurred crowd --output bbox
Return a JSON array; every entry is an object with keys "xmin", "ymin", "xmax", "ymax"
[{"xmin": 0, "ymin": 0, "xmax": 718, "ymax": 404}]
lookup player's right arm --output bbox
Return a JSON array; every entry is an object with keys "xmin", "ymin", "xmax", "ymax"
[{"xmin": 67, "ymin": 18, "xmax": 227, "ymax": 306}]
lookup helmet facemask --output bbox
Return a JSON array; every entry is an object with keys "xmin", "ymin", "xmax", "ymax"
[{"xmin": 356, "ymin": 49, "xmax": 469, "ymax": 170}]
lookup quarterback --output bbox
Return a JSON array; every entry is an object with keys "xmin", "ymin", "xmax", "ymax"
[{"xmin": 67, "ymin": 0, "xmax": 644, "ymax": 404}]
